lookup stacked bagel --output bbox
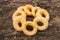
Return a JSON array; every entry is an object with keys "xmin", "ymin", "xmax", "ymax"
[{"xmin": 12, "ymin": 5, "xmax": 50, "ymax": 36}]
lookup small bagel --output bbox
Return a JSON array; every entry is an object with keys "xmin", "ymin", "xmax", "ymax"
[
  {"xmin": 24, "ymin": 5, "xmax": 33, "ymax": 15},
  {"xmin": 33, "ymin": 17, "xmax": 48, "ymax": 30},
  {"xmin": 22, "ymin": 21, "xmax": 37, "ymax": 36},
  {"xmin": 32, "ymin": 7, "xmax": 40, "ymax": 17},
  {"xmin": 13, "ymin": 16, "xmax": 26, "ymax": 31},
  {"xmin": 12, "ymin": 10, "xmax": 26, "ymax": 20},
  {"xmin": 36, "ymin": 9, "xmax": 50, "ymax": 21}
]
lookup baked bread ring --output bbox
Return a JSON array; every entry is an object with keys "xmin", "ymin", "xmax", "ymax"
[
  {"xmin": 24, "ymin": 5, "xmax": 33, "ymax": 15},
  {"xmin": 22, "ymin": 21, "xmax": 37, "ymax": 36},
  {"xmin": 32, "ymin": 7, "xmax": 40, "ymax": 17},
  {"xmin": 36, "ymin": 9, "xmax": 50, "ymax": 21},
  {"xmin": 33, "ymin": 17, "xmax": 48, "ymax": 30},
  {"xmin": 12, "ymin": 10, "xmax": 26, "ymax": 20},
  {"xmin": 13, "ymin": 16, "xmax": 26, "ymax": 31}
]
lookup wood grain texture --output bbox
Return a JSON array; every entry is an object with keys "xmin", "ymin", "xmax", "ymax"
[{"xmin": 0, "ymin": 0, "xmax": 60, "ymax": 40}]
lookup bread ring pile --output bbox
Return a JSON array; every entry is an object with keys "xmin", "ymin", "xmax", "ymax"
[{"xmin": 12, "ymin": 5, "xmax": 50, "ymax": 36}]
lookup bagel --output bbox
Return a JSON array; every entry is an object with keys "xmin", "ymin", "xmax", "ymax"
[
  {"xmin": 36, "ymin": 9, "xmax": 50, "ymax": 21},
  {"xmin": 12, "ymin": 10, "xmax": 26, "ymax": 20},
  {"xmin": 22, "ymin": 21, "xmax": 37, "ymax": 36},
  {"xmin": 24, "ymin": 5, "xmax": 33, "ymax": 15},
  {"xmin": 33, "ymin": 17, "xmax": 48, "ymax": 30},
  {"xmin": 13, "ymin": 16, "xmax": 26, "ymax": 31}
]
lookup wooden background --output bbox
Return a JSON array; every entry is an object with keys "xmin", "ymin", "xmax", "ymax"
[{"xmin": 0, "ymin": 0, "xmax": 60, "ymax": 40}]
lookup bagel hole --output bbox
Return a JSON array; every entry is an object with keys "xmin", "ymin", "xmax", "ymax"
[
  {"xmin": 41, "ymin": 13, "xmax": 46, "ymax": 17},
  {"xmin": 35, "ymin": 10, "xmax": 37, "ymax": 14},
  {"xmin": 22, "ymin": 9, "xmax": 24, "ymax": 11},
  {"xmin": 26, "ymin": 25, "xmax": 33, "ymax": 31},
  {"xmin": 18, "ymin": 23, "xmax": 22, "ymax": 27},
  {"xmin": 26, "ymin": 15, "xmax": 35, "ymax": 21},
  {"xmin": 37, "ymin": 21, "xmax": 43, "ymax": 26},
  {"xmin": 29, "ymin": 9, "xmax": 31, "ymax": 12},
  {"xmin": 28, "ymin": 8, "xmax": 31, "ymax": 12},
  {"xmin": 17, "ymin": 13, "xmax": 21, "ymax": 16}
]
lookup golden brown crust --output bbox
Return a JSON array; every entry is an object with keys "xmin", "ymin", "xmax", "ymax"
[
  {"xmin": 33, "ymin": 17, "xmax": 48, "ymax": 30},
  {"xmin": 24, "ymin": 5, "xmax": 33, "ymax": 15},
  {"xmin": 13, "ymin": 16, "xmax": 26, "ymax": 31},
  {"xmin": 12, "ymin": 10, "xmax": 26, "ymax": 20},
  {"xmin": 22, "ymin": 21, "xmax": 37, "ymax": 36},
  {"xmin": 36, "ymin": 9, "xmax": 50, "ymax": 21},
  {"xmin": 32, "ymin": 7, "xmax": 40, "ymax": 17}
]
